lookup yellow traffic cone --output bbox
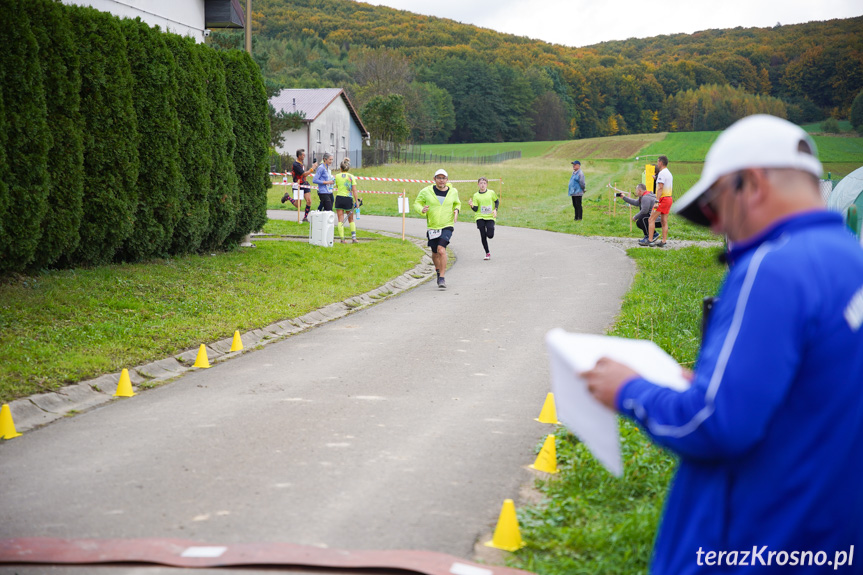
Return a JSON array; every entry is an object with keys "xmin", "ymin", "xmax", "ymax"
[
  {"xmin": 0, "ymin": 403, "xmax": 22, "ymax": 439},
  {"xmin": 529, "ymin": 434, "xmax": 560, "ymax": 474},
  {"xmin": 534, "ymin": 392, "xmax": 560, "ymax": 424},
  {"xmin": 230, "ymin": 331, "xmax": 243, "ymax": 352},
  {"xmin": 114, "ymin": 369, "xmax": 135, "ymax": 397},
  {"xmin": 484, "ymin": 499, "xmax": 525, "ymax": 551},
  {"xmin": 193, "ymin": 344, "xmax": 211, "ymax": 368}
]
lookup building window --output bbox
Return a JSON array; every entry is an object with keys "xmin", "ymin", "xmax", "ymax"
[
  {"xmin": 316, "ymin": 129, "xmax": 321, "ymax": 144},
  {"xmin": 342, "ymin": 136, "xmax": 346, "ymax": 149},
  {"xmin": 330, "ymin": 133, "xmax": 334, "ymax": 146}
]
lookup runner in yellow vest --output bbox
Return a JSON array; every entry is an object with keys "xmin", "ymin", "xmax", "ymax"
[
  {"xmin": 334, "ymin": 158, "xmax": 360, "ymax": 244},
  {"xmin": 414, "ymin": 169, "xmax": 460, "ymax": 289},
  {"xmin": 468, "ymin": 177, "xmax": 499, "ymax": 260}
]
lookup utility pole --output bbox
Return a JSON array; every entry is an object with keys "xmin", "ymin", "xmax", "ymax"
[{"xmin": 245, "ymin": 0, "xmax": 252, "ymax": 55}]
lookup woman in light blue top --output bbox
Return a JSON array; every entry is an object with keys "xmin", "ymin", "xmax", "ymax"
[{"xmin": 312, "ymin": 152, "xmax": 335, "ymax": 212}]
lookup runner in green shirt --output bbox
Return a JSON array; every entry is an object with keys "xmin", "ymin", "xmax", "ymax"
[
  {"xmin": 468, "ymin": 177, "xmax": 499, "ymax": 260},
  {"xmin": 334, "ymin": 158, "xmax": 360, "ymax": 244},
  {"xmin": 414, "ymin": 168, "xmax": 460, "ymax": 289}
]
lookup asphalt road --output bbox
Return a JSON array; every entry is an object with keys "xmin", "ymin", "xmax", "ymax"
[{"xmin": 0, "ymin": 214, "xmax": 633, "ymax": 563}]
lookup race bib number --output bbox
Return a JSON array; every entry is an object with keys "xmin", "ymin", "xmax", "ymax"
[
  {"xmin": 480, "ymin": 205, "xmax": 493, "ymax": 215},
  {"xmin": 427, "ymin": 229, "xmax": 442, "ymax": 240}
]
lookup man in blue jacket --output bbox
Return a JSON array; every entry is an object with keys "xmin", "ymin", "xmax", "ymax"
[
  {"xmin": 568, "ymin": 160, "xmax": 586, "ymax": 221},
  {"xmin": 583, "ymin": 115, "xmax": 863, "ymax": 573}
]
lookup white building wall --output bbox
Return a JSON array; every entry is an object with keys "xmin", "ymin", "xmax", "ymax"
[
  {"xmin": 61, "ymin": 0, "xmax": 207, "ymax": 43},
  {"xmin": 309, "ymin": 99, "xmax": 352, "ymax": 167},
  {"xmin": 277, "ymin": 130, "xmax": 312, "ymax": 167}
]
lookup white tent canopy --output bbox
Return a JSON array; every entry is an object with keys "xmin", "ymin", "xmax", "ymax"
[{"xmin": 827, "ymin": 166, "xmax": 863, "ymax": 215}]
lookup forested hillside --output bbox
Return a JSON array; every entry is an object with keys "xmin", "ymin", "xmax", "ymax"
[{"xmin": 213, "ymin": 0, "xmax": 863, "ymax": 144}]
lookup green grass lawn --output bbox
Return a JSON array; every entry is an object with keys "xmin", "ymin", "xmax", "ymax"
[
  {"xmin": 0, "ymin": 222, "xmax": 423, "ymax": 403},
  {"xmin": 636, "ymin": 131, "xmax": 720, "ymax": 163},
  {"xmin": 802, "ymin": 120, "xmax": 856, "ymax": 134},
  {"xmin": 269, "ymin": 155, "xmax": 717, "ymax": 242}
]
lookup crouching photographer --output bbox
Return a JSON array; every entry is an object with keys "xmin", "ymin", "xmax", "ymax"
[{"xmin": 616, "ymin": 184, "xmax": 657, "ymax": 246}]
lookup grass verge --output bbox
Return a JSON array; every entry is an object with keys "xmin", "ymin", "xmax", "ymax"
[
  {"xmin": 510, "ymin": 246, "xmax": 727, "ymax": 575},
  {"xmin": 0, "ymin": 220, "xmax": 423, "ymax": 403}
]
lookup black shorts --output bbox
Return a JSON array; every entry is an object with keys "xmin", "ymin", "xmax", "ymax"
[
  {"xmin": 318, "ymin": 194, "xmax": 334, "ymax": 212},
  {"xmin": 334, "ymin": 196, "xmax": 354, "ymax": 211},
  {"xmin": 428, "ymin": 227, "xmax": 454, "ymax": 252}
]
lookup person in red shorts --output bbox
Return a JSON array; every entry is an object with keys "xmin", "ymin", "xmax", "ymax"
[{"xmin": 648, "ymin": 155, "xmax": 673, "ymax": 247}]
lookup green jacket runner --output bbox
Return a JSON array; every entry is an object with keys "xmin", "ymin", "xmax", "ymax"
[{"xmin": 414, "ymin": 185, "xmax": 461, "ymax": 229}]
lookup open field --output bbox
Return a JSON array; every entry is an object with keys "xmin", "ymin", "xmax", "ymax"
[
  {"xmin": 273, "ymin": 130, "xmax": 860, "ymax": 238},
  {"xmin": 268, "ymin": 155, "xmax": 718, "ymax": 243},
  {"xmin": 418, "ymin": 140, "xmax": 563, "ymax": 160},
  {"xmin": 802, "ymin": 120, "xmax": 856, "ymax": 134}
]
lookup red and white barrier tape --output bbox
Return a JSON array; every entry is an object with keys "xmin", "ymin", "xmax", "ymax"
[{"xmin": 270, "ymin": 173, "xmax": 500, "ymax": 184}]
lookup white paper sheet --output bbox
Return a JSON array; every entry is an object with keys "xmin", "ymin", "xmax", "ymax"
[
  {"xmin": 545, "ymin": 328, "xmax": 690, "ymax": 476},
  {"xmin": 397, "ymin": 196, "xmax": 410, "ymax": 214}
]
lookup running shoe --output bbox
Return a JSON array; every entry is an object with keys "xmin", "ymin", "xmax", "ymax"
[
  {"xmin": 653, "ymin": 231, "xmax": 660, "ymax": 241},
  {"xmin": 438, "ymin": 277, "xmax": 446, "ymax": 289},
  {"xmin": 651, "ymin": 241, "xmax": 666, "ymax": 248},
  {"xmin": 638, "ymin": 238, "xmax": 651, "ymax": 246},
  {"xmin": 484, "ymin": 253, "xmax": 491, "ymax": 260}
]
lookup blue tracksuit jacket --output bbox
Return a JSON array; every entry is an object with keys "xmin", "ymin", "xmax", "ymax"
[{"xmin": 617, "ymin": 211, "xmax": 863, "ymax": 574}]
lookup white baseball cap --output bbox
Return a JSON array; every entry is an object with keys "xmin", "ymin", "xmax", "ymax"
[
  {"xmin": 434, "ymin": 169, "xmax": 448, "ymax": 178},
  {"xmin": 674, "ymin": 114, "xmax": 823, "ymax": 227}
]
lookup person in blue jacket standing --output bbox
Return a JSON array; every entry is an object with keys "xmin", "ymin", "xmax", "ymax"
[
  {"xmin": 568, "ymin": 160, "xmax": 586, "ymax": 221},
  {"xmin": 583, "ymin": 115, "xmax": 863, "ymax": 574},
  {"xmin": 312, "ymin": 152, "xmax": 335, "ymax": 212}
]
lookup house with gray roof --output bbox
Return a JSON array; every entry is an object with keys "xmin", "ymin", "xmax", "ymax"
[{"xmin": 270, "ymin": 88, "xmax": 370, "ymax": 169}]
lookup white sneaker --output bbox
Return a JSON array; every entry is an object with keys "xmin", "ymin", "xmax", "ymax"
[{"xmin": 483, "ymin": 253, "xmax": 491, "ymax": 260}]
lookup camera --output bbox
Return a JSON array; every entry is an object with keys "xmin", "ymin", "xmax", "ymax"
[
  {"xmin": 203, "ymin": 29, "xmax": 211, "ymax": 37},
  {"xmin": 615, "ymin": 192, "xmax": 622, "ymax": 197}
]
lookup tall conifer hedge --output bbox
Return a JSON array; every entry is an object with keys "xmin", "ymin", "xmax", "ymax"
[
  {"xmin": 0, "ymin": 1, "xmax": 271, "ymax": 274},
  {"xmin": 200, "ymin": 45, "xmax": 239, "ymax": 250},
  {"xmin": 222, "ymin": 51, "xmax": 270, "ymax": 242},
  {"xmin": 0, "ymin": 0, "xmax": 50, "ymax": 273},
  {"xmin": 119, "ymin": 17, "xmax": 183, "ymax": 261},
  {"xmin": 166, "ymin": 35, "xmax": 212, "ymax": 254},
  {"xmin": 26, "ymin": 0, "xmax": 84, "ymax": 269},
  {"xmin": 69, "ymin": 5, "xmax": 139, "ymax": 266}
]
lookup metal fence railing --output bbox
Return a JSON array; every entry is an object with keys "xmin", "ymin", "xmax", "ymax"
[{"xmin": 362, "ymin": 147, "xmax": 521, "ymax": 167}]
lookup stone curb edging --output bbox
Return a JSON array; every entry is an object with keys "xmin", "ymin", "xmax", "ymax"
[{"xmin": 6, "ymin": 231, "xmax": 443, "ymax": 435}]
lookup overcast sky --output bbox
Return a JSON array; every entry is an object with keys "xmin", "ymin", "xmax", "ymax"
[{"xmin": 359, "ymin": 0, "xmax": 862, "ymax": 47}]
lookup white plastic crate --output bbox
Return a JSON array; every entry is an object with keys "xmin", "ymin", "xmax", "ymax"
[{"xmin": 308, "ymin": 211, "xmax": 335, "ymax": 247}]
